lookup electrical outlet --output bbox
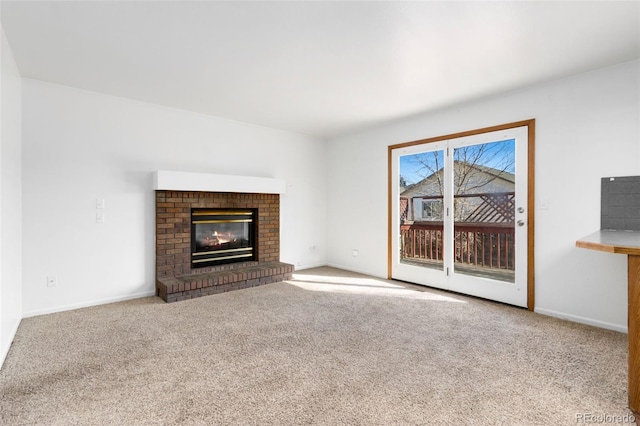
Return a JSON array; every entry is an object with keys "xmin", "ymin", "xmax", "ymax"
[
  {"xmin": 96, "ymin": 198, "xmax": 105, "ymax": 209},
  {"xmin": 96, "ymin": 212, "xmax": 105, "ymax": 224},
  {"xmin": 46, "ymin": 276, "xmax": 57, "ymax": 287}
]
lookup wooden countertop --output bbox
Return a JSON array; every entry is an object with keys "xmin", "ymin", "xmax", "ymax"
[{"xmin": 576, "ymin": 230, "xmax": 640, "ymax": 256}]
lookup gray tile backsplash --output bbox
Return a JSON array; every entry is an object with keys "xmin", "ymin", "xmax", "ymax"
[{"xmin": 601, "ymin": 176, "xmax": 640, "ymax": 231}]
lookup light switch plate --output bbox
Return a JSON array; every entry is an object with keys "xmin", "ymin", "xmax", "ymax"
[{"xmin": 539, "ymin": 197, "xmax": 549, "ymax": 210}]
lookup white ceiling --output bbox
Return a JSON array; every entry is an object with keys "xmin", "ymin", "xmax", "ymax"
[{"xmin": 2, "ymin": 1, "xmax": 639, "ymax": 140}]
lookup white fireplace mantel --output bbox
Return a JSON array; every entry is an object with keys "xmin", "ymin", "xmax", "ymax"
[{"xmin": 154, "ymin": 170, "xmax": 286, "ymax": 194}]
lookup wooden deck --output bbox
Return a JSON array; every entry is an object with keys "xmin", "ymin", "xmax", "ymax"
[{"xmin": 400, "ymin": 258, "xmax": 515, "ymax": 283}]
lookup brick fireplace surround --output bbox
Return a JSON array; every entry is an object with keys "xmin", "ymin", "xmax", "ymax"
[{"xmin": 155, "ymin": 190, "xmax": 294, "ymax": 302}]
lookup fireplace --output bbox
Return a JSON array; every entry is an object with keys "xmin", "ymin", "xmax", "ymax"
[
  {"xmin": 155, "ymin": 188, "xmax": 294, "ymax": 303},
  {"xmin": 191, "ymin": 208, "xmax": 256, "ymax": 268}
]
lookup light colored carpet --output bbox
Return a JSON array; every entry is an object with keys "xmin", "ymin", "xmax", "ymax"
[{"xmin": 0, "ymin": 267, "xmax": 634, "ymax": 425}]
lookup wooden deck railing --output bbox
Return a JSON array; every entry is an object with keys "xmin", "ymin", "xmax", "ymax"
[{"xmin": 400, "ymin": 222, "xmax": 515, "ymax": 271}]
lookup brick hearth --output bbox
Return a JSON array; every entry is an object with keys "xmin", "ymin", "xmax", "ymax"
[
  {"xmin": 155, "ymin": 190, "xmax": 293, "ymax": 302},
  {"xmin": 156, "ymin": 261, "xmax": 293, "ymax": 303}
]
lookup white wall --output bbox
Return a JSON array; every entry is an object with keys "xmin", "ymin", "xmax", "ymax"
[
  {"xmin": 22, "ymin": 79, "xmax": 327, "ymax": 317},
  {"xmin": 0, "ymin": 27, "xmax": 23, "ymax": 367},
  {"xmin": 327, "ymin": 60, "xmax": 640, "ymax": 332},
  {"xmin": 13, "ymin": 52, "xmax": 640, "ymax": 335}
]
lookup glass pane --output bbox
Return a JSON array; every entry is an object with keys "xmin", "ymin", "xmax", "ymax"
[
  {"xmin": 399, "ymin": 150, "xmax": 445, "ymax": 271},
  {"xmin": 191, "ymin": 209, "xmax": 255, "ymax": 268},
  {"xmin": 194, "ymin": 222, "xmax": 251, "ymax": 252},
  {"xmin": 453, "ymin": 139, "xmax": 515, "ymax": 282}
]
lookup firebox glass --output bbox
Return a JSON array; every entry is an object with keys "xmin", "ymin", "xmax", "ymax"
[
  {"xmin": 194, "ymin": 222, "xmax": 251, "ymax": 252},
  {"xmin": 191, "ymin": 208, "xmax": 256, "ymax": 268}
]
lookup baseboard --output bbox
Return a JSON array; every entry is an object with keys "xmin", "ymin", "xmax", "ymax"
[
  {"xmin": 0, "ymin": 317, "xmax": 22, "ymax": 370},
  {"xmin": 292, "ymin": 262, "xmax": 329, "ymax": 271},
  {"xmin": 22, "ymin": 290, "xmax": 157, "ymax": 319},
  {"xmin": 325, "ymin": 262, "xmax": 387, "ymax": 279},
  {"xmin": 535, "ymin": 307, "xmax": 627, "ymax": 333}
]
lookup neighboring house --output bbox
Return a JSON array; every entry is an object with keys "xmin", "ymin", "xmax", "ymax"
[{"xmin": 401, "ymin": 161, "xmax": 515, "ymax": 223}]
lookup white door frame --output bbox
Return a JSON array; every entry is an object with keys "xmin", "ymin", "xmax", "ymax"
[{"xmin": 388, "ymin": 120, "xmax": 535, "ymax": 310}]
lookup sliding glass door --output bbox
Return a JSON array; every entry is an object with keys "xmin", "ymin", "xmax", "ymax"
[{"xmin": 390, "ymin": 123, "xmax": 532, "ymax": 308}]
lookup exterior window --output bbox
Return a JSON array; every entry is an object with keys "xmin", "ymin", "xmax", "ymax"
[{"xmin": 421, "ymin": 200, "xmax": 442, "ymax": 221}]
